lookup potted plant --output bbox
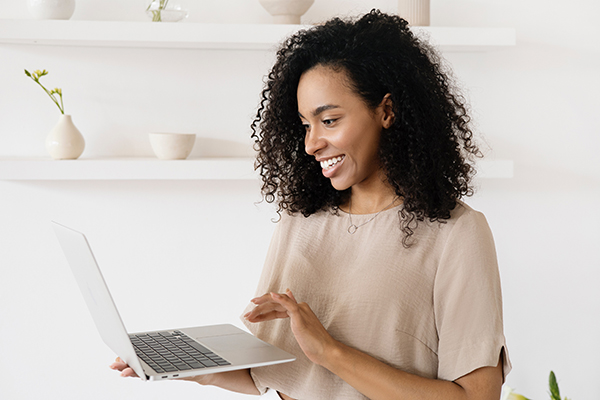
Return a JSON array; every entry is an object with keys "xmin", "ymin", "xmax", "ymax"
[
  {"xmin": 25, "ymin": 69, "xmax": 85, "ymax": 160},
  {"xmin": 503, "ymin": 371, "xmax": 572, "ymax": 400}
]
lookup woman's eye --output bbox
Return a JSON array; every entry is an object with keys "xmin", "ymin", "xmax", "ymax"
[{"xmin": 322, "ymin": 119, "xmax": 336, "ymax": 126}]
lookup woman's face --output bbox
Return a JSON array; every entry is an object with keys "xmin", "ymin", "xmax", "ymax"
[{"xmin": 297, "ymin": 65, "xmax": 393, "ymax": 192}]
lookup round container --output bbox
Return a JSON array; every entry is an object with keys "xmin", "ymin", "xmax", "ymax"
[
  {"xmin": 46, "ymin": 114, "xmax": 85, "ymax": 160},
  {"xmin": 27, "ymin": 0, "xmax": 76, "ymax": 20},
  {"xmin": 258, "ymin": 0, "xmax": 314, "ymax": 24},
  {"xmin": 149, "ymin": 133, "xmax": 196, "ymax": 160}
]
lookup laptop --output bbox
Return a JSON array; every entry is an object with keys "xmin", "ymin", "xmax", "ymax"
[{"xmin": 51, "ymin": 221, "xmax": 295, "ymax": 381}]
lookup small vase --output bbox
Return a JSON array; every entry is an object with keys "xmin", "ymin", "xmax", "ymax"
[
  {"xmin": 146, "ymin": 1, "xmax": 188, "ymax": 22},
  {"xmin": 46, "ymin": 115, "xmax": 85, "ymax": 160},
  {"xmin": 27, "ymin": 0, "xmax": 76, "ymax": 20},
  {"xmin": 398, "ymin": 0, "xmax": 430, "ymax": 26},
  {"xmin": 258, "ymin": 0, "xmax": 314, "ymax": 24}
]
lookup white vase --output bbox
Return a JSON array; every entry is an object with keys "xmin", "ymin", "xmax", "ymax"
[
  {"xmin": 258, "ymin": 0, "xmax": 314, "ymax": 24},
  {"xmin": 27, "ymin": 0, "xmax": 76, "ymax": 20},
  {"xmin": 398, "ymin": 0, "xmax": 430, "ymax": 26},
  {"xmin": 46, "ymin": 115, "xmax": 85, "ymax": 160}
]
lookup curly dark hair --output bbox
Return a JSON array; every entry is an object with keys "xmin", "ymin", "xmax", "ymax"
[{"xmin": 251, "ymin": 9, "xmax": 481, "ymax": 245}]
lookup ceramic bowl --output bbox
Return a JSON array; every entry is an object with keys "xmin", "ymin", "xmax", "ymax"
[
  {"xmin": 149, "ymin": 133, "xmax": 196, "ymax": 160},
  {"xmin": 258, "ymin": 0, "xmax": 314, "ymax": 24},
  {"xmin": 27, "ymin": 0, "xmax": 76, "ymax": 20}
]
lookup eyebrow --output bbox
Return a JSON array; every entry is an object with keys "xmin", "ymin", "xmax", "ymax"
[{"xmin": 298, "ymin": 104, "xmax": 341, "ymax": 119}]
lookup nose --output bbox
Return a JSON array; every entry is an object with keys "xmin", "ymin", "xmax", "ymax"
[{"xmin": 304, "ymin": 126, "xmax": 326, "ymax": 156}]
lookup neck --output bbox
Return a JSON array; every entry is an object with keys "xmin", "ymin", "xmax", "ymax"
[
  {"xmin": 349, "ymin": 194, "xmax": 400, "ymax": 215},
  {"xmin": 343, "ymin": 183, "xmax": 400, "ymax": 215}
]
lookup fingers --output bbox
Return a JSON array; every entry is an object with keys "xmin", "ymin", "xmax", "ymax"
[
  {"xmin": 109, "ymin": 357, "xmax": 126, "ymax": 371},
  {"xmin": 251, "ymin": 289, "xmax": 296, "ymax": 304},
  {"xmin": 286, "ymin": 289, "xmax": 298, "ymax": 303},
  {"xmin": 270, "ymin": 290, "xmax": 300, "ymax": 314},
  {"xmin": 244, "ymin": 301, "xmax": 288, "ymax": 322},
  {"xmin": 250, "ymin": 292, "xmax": 273, "ymax": 305},
  {"xmin": 120, "ymin": 367, "xmax": 139, "ymax": 378},
  {"xmin": 249, "ymin": 290, "xmax": 336, "ymax": 366},
  {"xmin": 245, "ymin": 290, "xmax": 297, "ymax": 323},
  {"xmin": 245, "ymin": 310, "xmax": 289, "ymax": 322},
  {"xmin": 109, "ymin": 357, "xmax": 139, "ymax": 378}
]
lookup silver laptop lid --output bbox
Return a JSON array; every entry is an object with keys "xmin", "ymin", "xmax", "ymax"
[{"xmin": 51, "ymin": 221, "xmax": 148, "ymax": 380}]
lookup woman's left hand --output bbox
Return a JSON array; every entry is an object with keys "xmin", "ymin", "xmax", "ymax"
[{"xmin": 244, "ymin": 289, "xmax": 338, "ymax": 366}]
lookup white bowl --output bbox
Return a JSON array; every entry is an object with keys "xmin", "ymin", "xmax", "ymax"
[
  {"xmin": 258, "ymin": 0, "xmax": 314, "ymax": 24},
  {"xmin": 149, "ymin": 133, "xmax": 196, "ymax": 160},
  {"xmin": 27, "ymin": 0, "xmax": 76, "ymax": 20}
]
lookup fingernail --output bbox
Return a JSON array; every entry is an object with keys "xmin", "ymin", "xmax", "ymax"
[
  {"xmin": 271, "ymin": 292, "xmax": 281, "ymax": 299},
  {"xmin": 243, "ymin": 312, "xmax": 251, "ymax": 318}
]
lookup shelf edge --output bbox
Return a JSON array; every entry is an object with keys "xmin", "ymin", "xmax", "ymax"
[
  {"xmin": 0, "ymin": 157, "xmax": 513, "ymax": 180},
  {"xmin": 0, "ymin": 20, "xmax": 516, "ymax": 51}
]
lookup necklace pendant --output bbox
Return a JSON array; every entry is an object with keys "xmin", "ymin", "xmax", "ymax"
[{"xmin": 348, "ymin": 224, "xmax": 358, "ymax": 234}]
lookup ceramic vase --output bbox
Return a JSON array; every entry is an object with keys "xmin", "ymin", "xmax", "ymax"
[
  {"xmin": 27, "ymin": 0, "xmax": 76, "ymax": 20},
  {"xmin": 398, "ymin": 0, "xmax": 430, "ymax": 26},
  {"xmin": 46, "ymin": 115, "xmax": 85, "ymax": 160},
  {"xmin": 258, "ymin": 0, "xmax": 314, "ymax": 24}
]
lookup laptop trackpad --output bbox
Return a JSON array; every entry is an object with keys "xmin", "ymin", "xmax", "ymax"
[{"xmin": 200, "ymin": 333, "xmax": 270, "ymax": 352}]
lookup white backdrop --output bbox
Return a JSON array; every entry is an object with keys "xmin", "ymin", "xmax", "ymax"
[{"xmin": 1, "ymin": 1, "xmax": 599, "ymax": 399}]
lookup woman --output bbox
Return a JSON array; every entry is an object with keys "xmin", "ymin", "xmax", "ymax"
[{"xmin": 113, "ymin": 10, "xmax": 511, "ymax": 399}]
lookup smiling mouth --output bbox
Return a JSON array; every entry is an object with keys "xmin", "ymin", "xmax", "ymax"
[{"xmin": 320, "ymin": 156, "xmax": 345, "ymax": 170}]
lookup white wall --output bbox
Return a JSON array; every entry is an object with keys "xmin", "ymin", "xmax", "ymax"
[{"xmin": 1, "ymin": 1, "xmax": 598, "ymax": 399}]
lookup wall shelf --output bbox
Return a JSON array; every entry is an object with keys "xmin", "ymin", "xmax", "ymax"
[
  {"xmin": 0, "ymin": 157, "xmax": 512, "ymax": 180},
  {"xmin": 0, "ymin": 20, "xmax": 515, "ymax": 51},
  {"xmin": 0, "ymin": 157, "xmax": 256, "ymax": 180}
]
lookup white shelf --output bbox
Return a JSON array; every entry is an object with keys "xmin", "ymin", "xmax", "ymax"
[
  {"xmin": 0, "ymin": 157, "xmax": 512, "ymax": 180},
  {"xmin": 0, "ymin": 157, "xmax": 257, "ymax": 180},
  {"xmin": 0, "ymin": 20, "xmax": 515, "ymax": 51}
]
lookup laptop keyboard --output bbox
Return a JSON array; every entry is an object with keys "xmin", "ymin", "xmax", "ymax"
[{"xmin": 129, "ymin": 330, "xmax": 230, "ymax": 374}]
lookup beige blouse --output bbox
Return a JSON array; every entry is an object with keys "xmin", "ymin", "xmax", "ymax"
[{"xmin": 242, "ymin": 201, "xmax": 511, "ymax": 399}]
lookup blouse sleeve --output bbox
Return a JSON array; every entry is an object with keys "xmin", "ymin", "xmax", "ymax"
[{"xmin": 433, "ymin": 209, "xmax": 511, "ymax": 382}]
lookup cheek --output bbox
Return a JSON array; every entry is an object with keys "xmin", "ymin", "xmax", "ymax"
[
  {"xmin": 348, "ymin": 130, "xmax": 381, "ymax": 164},
  {"xmin": 329, "ymin": 115, "xmax": 382, "ymax": 162}
]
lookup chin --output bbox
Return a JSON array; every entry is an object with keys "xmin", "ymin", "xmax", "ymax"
[{"xmin": 329, "ymin": 179, "xmax": 352, "ymax": 192}]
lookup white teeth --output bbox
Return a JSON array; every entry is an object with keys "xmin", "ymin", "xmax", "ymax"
[{"xmin": 320, "ymin": 156, "xmax": 344, "ymax": 170}]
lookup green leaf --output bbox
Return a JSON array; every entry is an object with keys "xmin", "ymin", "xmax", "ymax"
[
  {"xmin": 24, "ymin": 69, "xmax": 31, "ymax": 77},
  {"xmin": 549, "ymin": 371, "xmax": 561, "ymax": 400}
]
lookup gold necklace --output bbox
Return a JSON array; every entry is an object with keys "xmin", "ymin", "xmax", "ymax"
[{"xmin": 347, "ymin": 197, "xmax": 398, "ymax": 234}]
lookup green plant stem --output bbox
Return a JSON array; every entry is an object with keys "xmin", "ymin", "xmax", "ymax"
[
  {"xmin": 148, "ymin": 0, "xmax": 169, "ymax": 22},
  {"xmin": 34, "ymin": 80, "xmax": 64, "ymax": 114}
]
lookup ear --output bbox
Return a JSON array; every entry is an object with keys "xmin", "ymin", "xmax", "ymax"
[{"xmin": 379, "ymin": 93, "xmax": 395, "ymax": 129}]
